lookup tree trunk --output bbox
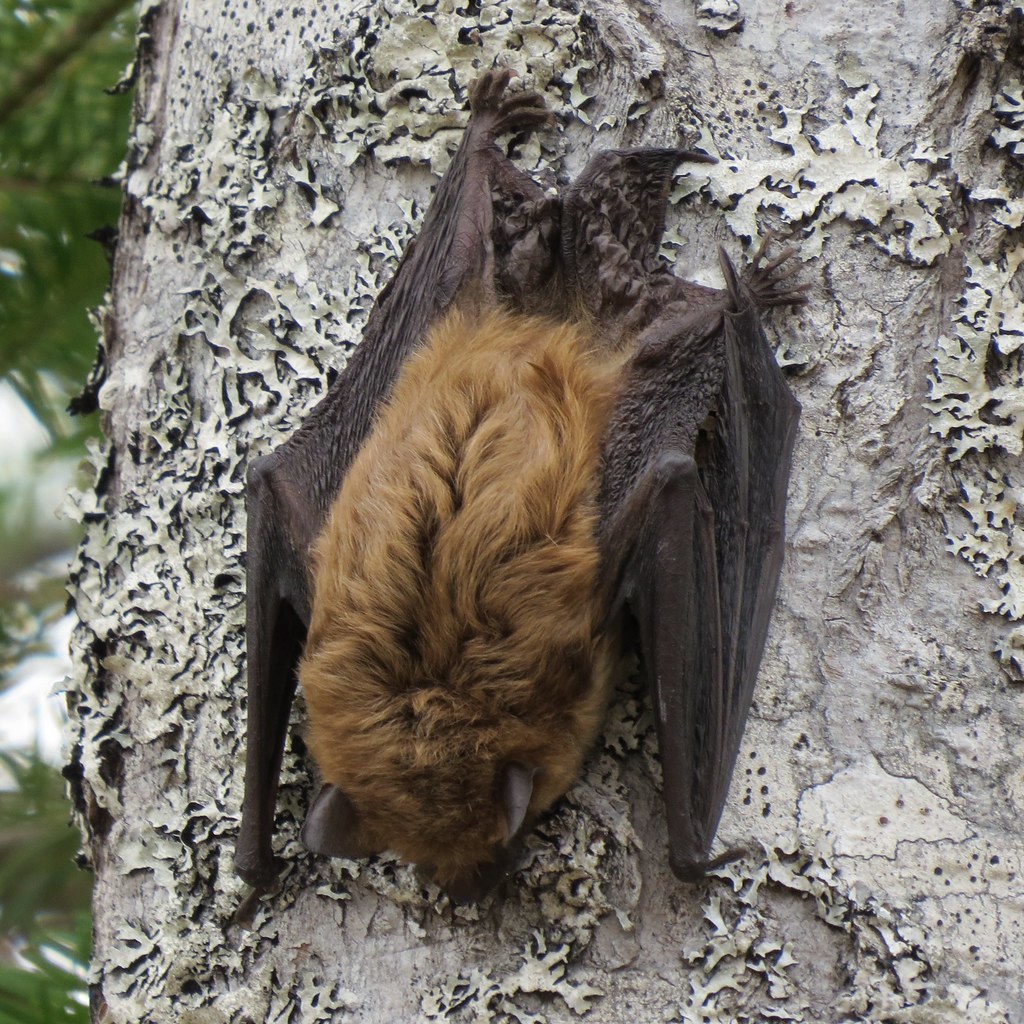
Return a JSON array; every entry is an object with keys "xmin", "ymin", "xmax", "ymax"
[{"xmin": 67, "ymin": 0, "xmax": 1024, "ymax": 1020}]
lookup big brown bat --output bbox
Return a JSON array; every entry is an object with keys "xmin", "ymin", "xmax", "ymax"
[{"xmin": 234, "ymin": 68, "xmax": 804, "ymax": 901}]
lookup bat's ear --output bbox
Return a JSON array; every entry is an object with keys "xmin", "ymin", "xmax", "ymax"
[
  {"xmin": 500, "ymin": 762, "xmax": 538, "ymax": 842},
  {"xmin": 301, "ymin": 783, "xmax": 367, "ymax": 859}
]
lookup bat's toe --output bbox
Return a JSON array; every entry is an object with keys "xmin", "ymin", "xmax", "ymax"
[
  {"xmin": 743, "ymin": 235, "xmax": 808, "ymax": 310},
  {"xmin": 469, "ymin": 68, "xmax": 515, "ymax": 111},
  {"xmin": 468, "ymin": 69, "xmax": 552, "ymax": 139}
]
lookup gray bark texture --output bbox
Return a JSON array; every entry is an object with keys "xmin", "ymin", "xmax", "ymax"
[{"xmin": 67, "ymin": 0, "xmax": 1024, "ymax": 1021}]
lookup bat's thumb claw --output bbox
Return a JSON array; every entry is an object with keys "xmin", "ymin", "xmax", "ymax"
[
  {"xmin": 232, "ymin": 885, "xmax": 268, "ymax": 929},
  {"xmin": 671, "ymin": 846, "xmax": 748, "ymax": 882}
]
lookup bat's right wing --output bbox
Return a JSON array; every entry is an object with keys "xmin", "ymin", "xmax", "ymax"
[
  {"xmin": 235, "ymin": 70, "xmax": 555, "ymax": 889},
  {"xmin": 573, "ymin": 144, "xmax": 802, "ymax": 877},
  {"xmin": 608, "ymin": 259, "xmax": 801, "ymax": 879}
]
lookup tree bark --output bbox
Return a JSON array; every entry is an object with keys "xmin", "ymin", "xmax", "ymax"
[{"xmin": 67, "ymin": 0, "xmax": 1024, "ymax": 1021}]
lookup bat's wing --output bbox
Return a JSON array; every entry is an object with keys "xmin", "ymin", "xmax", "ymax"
[
  {"xmin": 577, "ymin": 147, "xmax": 802, "ymax": 877},
  {"xmin": 636, "ymin": 277, "xmax": 799, "ymax": 880},
  {"xmin": 235, "ymin": 70, "xmax": 556, "ymax": 889}
]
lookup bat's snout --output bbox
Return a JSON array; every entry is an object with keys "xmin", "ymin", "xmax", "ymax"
[{"xmin": 420, "ymin": 853, "xmax": 512, "ymax": 904}]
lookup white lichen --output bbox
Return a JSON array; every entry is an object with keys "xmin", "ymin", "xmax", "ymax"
[
  {"xmin": 924, "ymin": 86, "xmax": 1024, "ymax": 678},
  {"xmin": 695, "ymin": 0, "xmax": 745, "ymax": 36},
  {"xmin": 672, "ymin": 840, "xmax": 1014, "ymax": 1023},
  {"xmin": 674, "ymin": 82, "xmax": 956, "ymax": 264}
]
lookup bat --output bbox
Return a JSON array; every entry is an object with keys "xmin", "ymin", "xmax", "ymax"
[{"xmin": 234, "ymin": 68, "xmax": 804, "ymax": 902}]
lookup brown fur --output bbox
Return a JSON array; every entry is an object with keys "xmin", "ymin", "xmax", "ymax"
[{"xmin": 299, "ymin": 306, "xmax": 625, "ymax": 881}]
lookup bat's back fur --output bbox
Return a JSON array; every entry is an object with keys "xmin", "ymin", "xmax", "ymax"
[{"xmin": 300, "ymin": 306, "xmax": 624, "ymax": 880}]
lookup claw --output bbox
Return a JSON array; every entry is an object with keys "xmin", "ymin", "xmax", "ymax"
[
  {"xmin": 743, "ymin": 233, "xmax": 806, "ymax": 311},
  {"xmin": 494, "ymin": 101, "xmax": 554, "ymax": 137},
  {"xmin": 749, "ymin": 230, "xmax": 777, "ymax": 270},
  {"xmin": 469, "ymin": 70, "xmax": 553, "ymax": 139},
  {"xmin": 759, "ymin": 246, "xmax": 798, "ymax": 276},
  {"xmin": 469, "ymin": 68, "xmax": 515, "ymax": 112},
  {"xmin": 497, "ymin": 90, "xmax": 547, "ymax": 111}
]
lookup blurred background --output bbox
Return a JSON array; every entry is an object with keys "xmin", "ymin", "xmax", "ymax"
[{"xmin": 0, "ymin": 1, "xmax": 136, "ymax": 1020}]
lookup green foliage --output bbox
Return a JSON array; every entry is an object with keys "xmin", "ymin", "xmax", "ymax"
[
  {"xmin": 0, "ymin": 563, "xmax": 66, "ymax": 686},
  {"xmin": 0, "ymin": 3, "xmax": 138, "ymax": 1021},
  {"xmin": 0, "ymin": 917, "xmax": 90, "ymax": 1024},
  {"xmin": 0, "ymin": 752, "xmax": 90, "ymax": 945},
  {"xmin": 0, "ymin": 752, "xmax": 90, "ymax": 1024},
  {"xmin": 0, "ymin": 0, "xmax": 137, "ymax": 580},
  {"xmin": 0, "ymin": 0, "xmax": 136, "ymax": 439}
]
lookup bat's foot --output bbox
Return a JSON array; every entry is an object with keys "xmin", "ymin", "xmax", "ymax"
[
  {"xmin": 671, "ymin": 846, "xmax": 748, "ymax": 882},
  {"xmin": 469, "ymin": 68, "xmax": 553, "ymax": 139},
  {"xmin": 742, "ymin": 231, "xmax": 810, "ymax": 309}
]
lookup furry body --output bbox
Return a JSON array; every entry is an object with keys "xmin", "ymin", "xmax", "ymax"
[{"xmin": 300, "ymin": 307, "xmax": 623, "ymax": 880}]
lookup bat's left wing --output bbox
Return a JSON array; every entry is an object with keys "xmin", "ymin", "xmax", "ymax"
[{"xmin": 568, "ymin": 149, "xmax": 802, "ymax": 877}]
